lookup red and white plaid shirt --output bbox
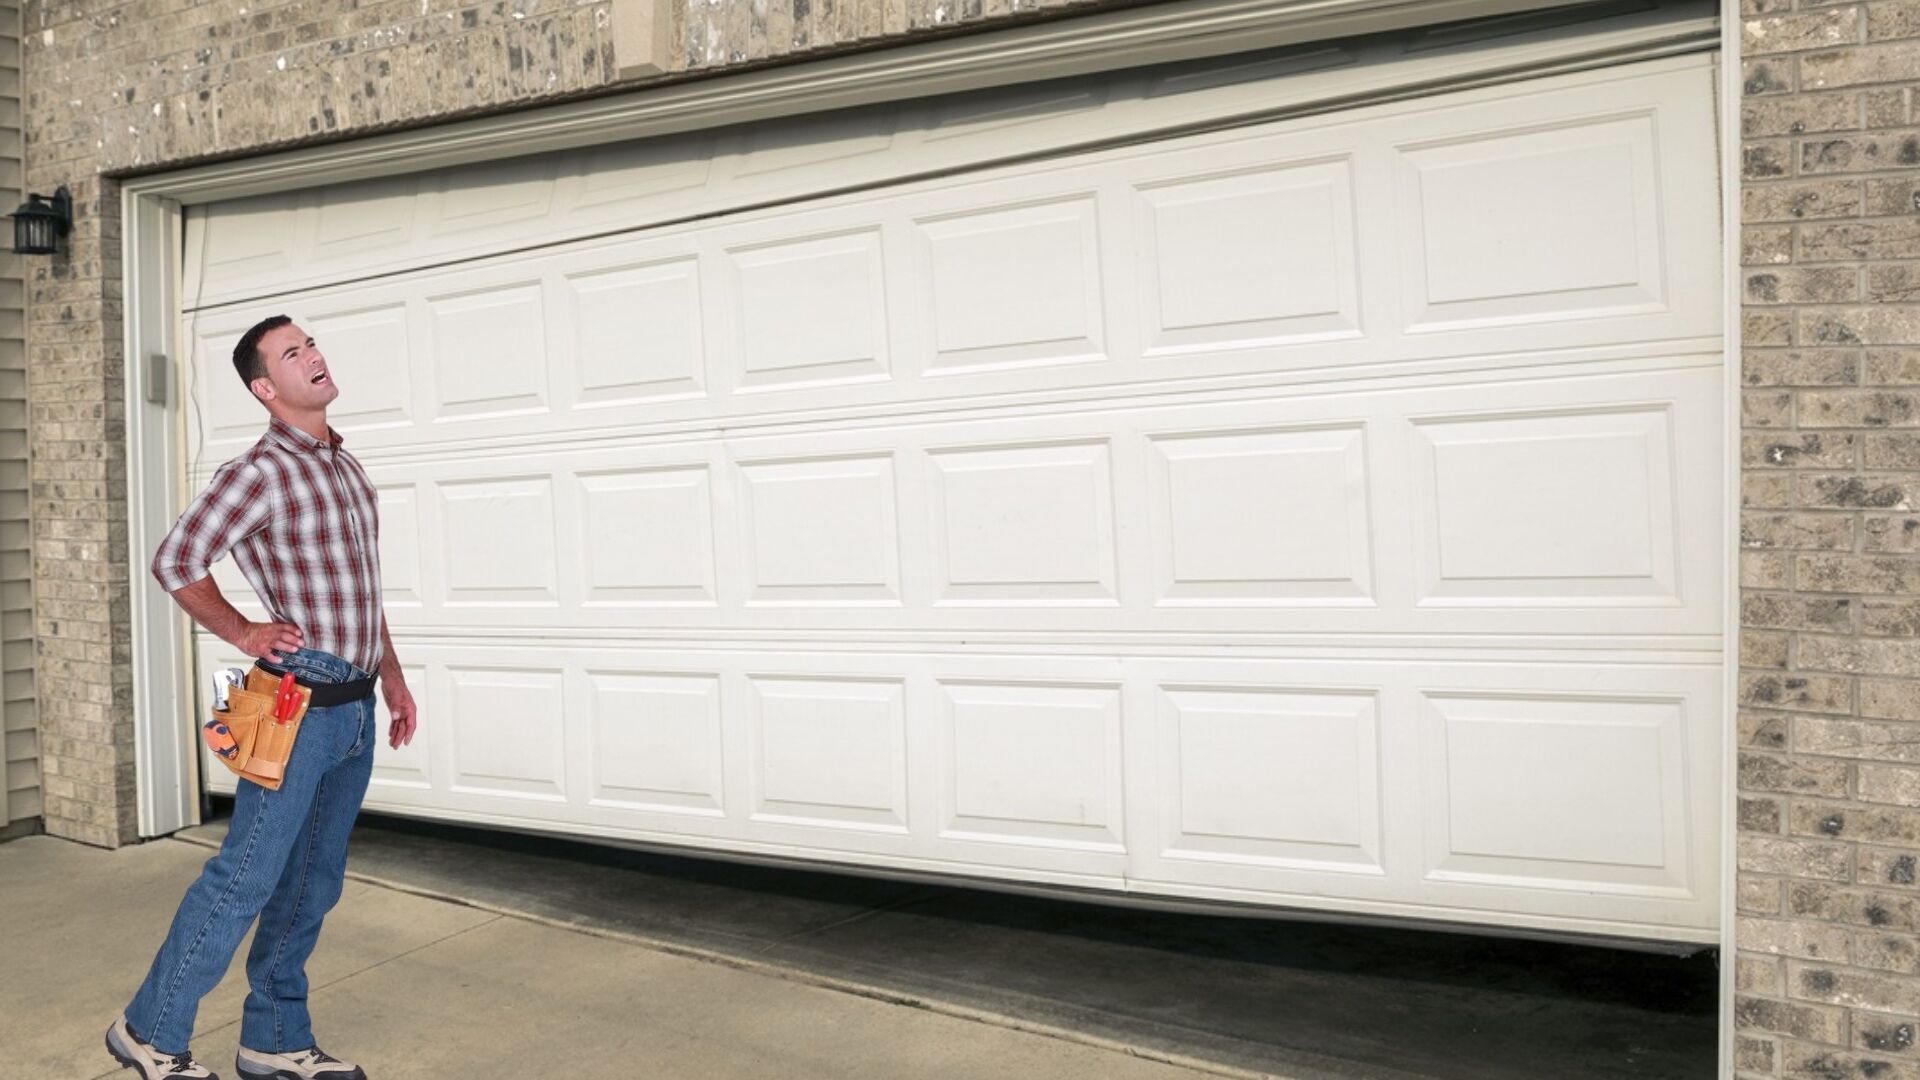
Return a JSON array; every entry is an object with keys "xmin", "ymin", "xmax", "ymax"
[{"xmin": 153, "ymin": 416, "xmax": 385, "ymax": 673}]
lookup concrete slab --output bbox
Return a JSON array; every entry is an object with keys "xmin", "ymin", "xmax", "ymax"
[
  {"xmin": 2, "ymin": 834, "xmax": 1219, "ymax": 1080},
  {"xmin": 177, "ymin": 811, "xmax": 1715, "ymax": 1080},
  {"xmin": 0, "ymin": 836, "xmax": 497, "ymax": 1079}
]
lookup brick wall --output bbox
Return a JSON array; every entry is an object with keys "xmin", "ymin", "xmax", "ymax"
[
  {"xmin": 1737, "ymin": 2, "xmax": 1920, "ymax": 1074},
  {"xmin": 19, "ymin": 0, "xmax": 1117, "ymax": 847}
]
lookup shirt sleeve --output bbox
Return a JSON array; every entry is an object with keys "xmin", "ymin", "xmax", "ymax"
[{"xmin": 151, "ymin": 458, "xmax": 274, "ymax": 592}]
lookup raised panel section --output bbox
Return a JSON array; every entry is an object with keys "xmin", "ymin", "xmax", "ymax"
[
  {"xmin": 427, "ymin": 283, "xmax": 550, "ymax": 419},
  {"xmin": 928, "ymin": 440, "xmax": 1116, "ymax": 605},
  {"xmin": 580, "ymin": 467, "xmax": 717, "ymax": 606},
  {"xmin": 565, "ymin": 257, "xmax": 705, "ymax": 405},
  {"xmin": 749, "ymin": 675, "xmax": 907, "ymax": 831},
  {"xmin": 726, "ymin": 229, "xmax": 890, "ymax": 391},
  {"xmin": 1148, "ymin": 424, "xmax": 1372, "ymax": 603},
  {"xmin": 307, "ymin": 304, "xmax": 412, "ymax": 432},
  {"xmin": 426, "ymin": 157, "xmax": 557, "ymax": 238},
  {"xmin": 438, "ymin": 478, "xmax": 558, "ymax": 606},
  {"xmin": 737, "ymin": 454, "xmax": 900, "ymax": 605},
  {"xmin": 939, "ymin": 680, "xmax": 1123, "ymax": 850},
  {"xmin": 192, "ymin": 197, "xmax": 297, "ymax": 291},
  {"xmin": 313, "ymin": 177, "xmax": 417, "ymax": 263},
  {"xmin": 1421, "ymin": 691, "xmax": 1692, "ymax": 896},
  {"xmin": 1409, "ymin": 405, "xmax": 1679, "ymax": 604},
  {"xmin": 588, "ymin": 670, "xmax": 724, "ymax": 814},
  {"xmin": 917, "ymin": 196, "xmax": 1106, "ymax": 372},
  {"xmin": 1136, "ymin": 159, "xmax": 1360, "ymax": 352},
  {"xmin": 375, "ymin": 485, "xmax": 422, "ymax": 607},
  {"xmin": 448, "ymin": 666, "xmax": 567, "ymax": 801},
  {"xmin": 1159, "ymin": 686, "xmax": 1383, "ymax": 873},
  {"xmin": 1397, "ymin": 113, "xmax": 1665, "ymax": 331}
]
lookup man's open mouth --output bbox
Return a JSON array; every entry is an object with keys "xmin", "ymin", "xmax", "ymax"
[{"xmin": 310, "ymin": 372, "xmax": 329, "ymax": 385}]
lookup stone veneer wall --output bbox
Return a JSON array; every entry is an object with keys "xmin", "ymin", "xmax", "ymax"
[{"xmin": 1735, "ymin": 0, "xmax": 1920, "ymax": 1074}]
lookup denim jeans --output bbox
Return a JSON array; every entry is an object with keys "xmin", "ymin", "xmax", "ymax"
[{"xmin": 125, "ymin": 647, "xmax": 377, "ymax": 1055}]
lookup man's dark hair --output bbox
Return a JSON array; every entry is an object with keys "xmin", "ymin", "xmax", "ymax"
[{"xmin": 233, "ymin": 314, "xmax": 292, "ymax": 397}]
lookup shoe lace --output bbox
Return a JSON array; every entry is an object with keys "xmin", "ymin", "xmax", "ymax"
[
  {"xmin": 304, "ymin": 1047, "xmax": 341, "ymax": 1065},
  {"xmin": 165, "ymin": 1051, "xmax": 203, "ymax": 1075}
]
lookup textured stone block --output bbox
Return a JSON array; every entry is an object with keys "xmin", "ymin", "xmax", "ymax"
[
  {"xmin": 1864, "ymin": 677, "xmax": 1920, "ymax": 720},
  {"xmin": 1741, "ymin": 915, "xmax": 1855, "ymax": 960},
  {"xmin": 1787, "ymin": 881, "xmax": 1920, "ymax": 930},
  {"xmin": 1780, "ymin": 1042, "xmax": 1920, "ymax": 1080},
  {"xmin": 1737, "ymin": 994, "xmax": 1851, "ymax": 1043},
  {"xmin": 1741, "ymin": 671, "xmax": 1855, "ymax": 713},
  {"xmin": 1796, "ymin": 716, "xmax": 1920, "ymax": 761},
  {"xmin": 1804, "ymin": 41, "xmax": 1920, "ymax": 89},
  {"xmin": 1801, "ymin": 220, "xmax": 1920, "ymax": 262},
  {"xmin": 1854, "ymin": 1013, "xmax": 1918, "ymax": 1053},
  {"xmin": 1741, "ymin": 749, "xmax": 1852, "ymax": 794},
  {"xmin": 1749, "ymin": 268, "xmax": 1862, "ymax": 304},
  {"xmin": 1746, "ymin": 8, "xmax": 1861, "ymax": 54},
  {"xmin": 1793, "ymin": 962, "xmax": 1920, "ymax": 1014},
  {"xmin": 1747, "ymin": 629, "xmax": 1794, "ymax": 668},
  {"xmin": 1747, "ymin": 179, "xmax": 1866, "ymax": 222},
  {"xmin": 1744, "ymin": 794, "xmax": 1788, "ymax": 832},
  {"xmin": 1742, "ymin": 512, "xmax": 1857, "ymax": 550},
  {"xmin": 1746, "ymin": 93, "xmax": 1863, "ymax": 137},
  {"xmin": 1741, "ymin": 834, "xmax": 1856, "ymax": 881}
]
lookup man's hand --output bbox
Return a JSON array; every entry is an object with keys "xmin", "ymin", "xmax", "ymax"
[
  {"xmin": 383, "ymin": 678, "xmax": 418, "ymax": 749},
  {"xmin": 234, "ymin": 619, "xmax": 303, "ymax": 664}
]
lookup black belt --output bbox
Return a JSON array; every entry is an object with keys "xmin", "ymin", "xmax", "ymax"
[{"xmin": 253, "ymin": 661, "xmax": 378, "ymax": 708}]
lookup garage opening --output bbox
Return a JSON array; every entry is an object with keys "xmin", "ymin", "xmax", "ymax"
[{"xmin": 172, "ymin": 0, "xmax": 1725, "ymax": 947}]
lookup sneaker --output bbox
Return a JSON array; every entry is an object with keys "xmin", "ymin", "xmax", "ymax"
[
  {"xmin": 105, "ymin": 1017, "xmax": 221, "ymax": 1078},
  {"xmin": 234, "ymin": 1045, "xmax": 366, "ymax": 1080}
]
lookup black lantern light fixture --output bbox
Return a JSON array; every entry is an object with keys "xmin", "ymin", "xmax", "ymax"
[{"xmin": 8, "ymin": 186, "xmax": 71, "ymax": 255}]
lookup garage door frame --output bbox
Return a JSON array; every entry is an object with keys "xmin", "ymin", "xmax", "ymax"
[{"xmin": 119, "ymin": 0, "xmax": 1742, "ymax": 1066}]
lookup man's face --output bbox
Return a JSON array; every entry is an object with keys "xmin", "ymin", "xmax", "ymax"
[{"xmin": 252, "ymin": 323, "xmax": 338, "ymax": 408}]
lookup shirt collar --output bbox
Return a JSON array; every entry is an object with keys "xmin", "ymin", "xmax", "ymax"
[{"xmin": 266, "ymin": 416, "xmax": 344, "ymax": 453}]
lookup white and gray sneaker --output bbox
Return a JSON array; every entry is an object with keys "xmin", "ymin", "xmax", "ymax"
[
  {"xmin": 234, "ymin": 1045, "xmax": 366, "ymax": 1080},
  {"xmin": 105, "ymin": 1016, "xmax": 221, "ymax": 1078}
]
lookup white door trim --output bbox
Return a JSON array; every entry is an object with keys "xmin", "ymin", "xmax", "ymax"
[{"xmin": 1715, "ymin": 0, "xmax": 1742, "ymax": 1073}]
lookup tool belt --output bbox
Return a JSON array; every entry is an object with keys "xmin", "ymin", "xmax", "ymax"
[{"xmin": 202, "ymin": 667, "xmax": 314, "ymax": 791}]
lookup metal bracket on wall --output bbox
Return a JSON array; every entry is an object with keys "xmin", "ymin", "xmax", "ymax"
[{"xmin": 145, "ymin": 353, "xmax": 168, "ymax": 406}]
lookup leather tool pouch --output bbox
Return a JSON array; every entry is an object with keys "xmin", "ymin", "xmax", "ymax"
[{"xmin": 204, "ymin": 667, "xmax": 312, "ymax": 792}]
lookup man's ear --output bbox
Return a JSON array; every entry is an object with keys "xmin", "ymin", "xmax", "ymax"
[{"xmin": 250, "ymin": 376, "xmax": 275, "ymax": 403}]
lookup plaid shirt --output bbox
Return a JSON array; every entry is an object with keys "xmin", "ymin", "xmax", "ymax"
[{"xmin": 153, "ymin": 416, "xmax": 385, "ymax": 673}]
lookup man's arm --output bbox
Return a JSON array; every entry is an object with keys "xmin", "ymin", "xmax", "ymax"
[
  {"xmin": 171, "ymin": 576, "xmax": 304, "ymax": 662},
  {"xmin": 155, "ymin": 460, "xmax": 298, "ymax": 661},
  {"xmin": 378, "ymin": 613, "xmax": 418, "ymax": 749}
]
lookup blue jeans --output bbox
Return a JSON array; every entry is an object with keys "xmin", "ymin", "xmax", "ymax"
[{"xmin": 126, "ymin": 648, "xmax": 377, "ymax": 1055}]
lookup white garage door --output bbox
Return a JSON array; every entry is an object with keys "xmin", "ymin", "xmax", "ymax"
[{"xmin": 180, "ymin": 45, "xmax": 1725, "ymax": 942}]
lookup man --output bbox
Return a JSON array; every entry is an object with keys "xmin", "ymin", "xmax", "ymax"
[{"xmin": 106, "ymin": 316, "xmax": 419, "ymax": 1080}]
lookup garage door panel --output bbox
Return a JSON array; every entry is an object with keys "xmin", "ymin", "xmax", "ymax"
[
  {"xmin": 722, "ymin": 227, "xmax": 893, "ymax": 392},
  {"xmin": 917, "ymin": 195, "xmax": 1109, "ymax": 372},
  {"xmin": 184, "ymin": 56, "xmax": 1723, "ymax": 939},
  {"xmin": 187, "ymin": 63, "xmax": 1718, "ymax": 469},
  {"xmin": 1395, "ymin": 112, "xmax": 1666, "ymax": 331},
  {"xmin": 425, "ymin": 281, "xmax": 553, "ymax": 421},
  {"xmin": 1133, "ymin": 156, "xmax": 1362, "ymax": 354},
  {"xmin": 190, "ymin": 641, "xmax": 1717, "ymax": 935},
  {"xmin": 1408, "ymin": 402, "xmax": 1683, "ymax": 605},
  {"xmin": 562, "ymin": 257, "xmax": 707, "ymax": 406},
  {"xmin": 1147, "ymin": 423, "xmax": 1375, "ymax": 604},
  {"xmin": 1419, "ymin": 690, "xmax": 1697, "ymax": 899},
  {"xmin": 280, "ymin": 363, "xmax": 1713, "ymax": 638}
]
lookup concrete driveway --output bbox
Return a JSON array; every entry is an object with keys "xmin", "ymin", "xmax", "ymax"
[{"xmin": 1, "ymin": 834, "xmax": 1229, "ymax": 1080}]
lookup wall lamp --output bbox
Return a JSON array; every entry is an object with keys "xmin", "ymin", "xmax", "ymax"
[{"xmin": 9, "ymin": 186, "xmax": 71, "ymax": 255}]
